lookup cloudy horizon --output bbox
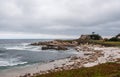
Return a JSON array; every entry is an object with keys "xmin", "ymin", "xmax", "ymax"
[{"xmin": 0, "ymin": 0, "xmax": 120, "ymax": 39}]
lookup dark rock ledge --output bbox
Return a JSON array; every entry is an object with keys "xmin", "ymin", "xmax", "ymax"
[{"xmin": 30, "ymin": 40, "xmax": 78, "ymax": 50}]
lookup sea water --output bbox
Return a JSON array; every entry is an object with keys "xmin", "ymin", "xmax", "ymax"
[{"xmin": 0, "ymin": 39, "xmax": 79, "ymax": 70}]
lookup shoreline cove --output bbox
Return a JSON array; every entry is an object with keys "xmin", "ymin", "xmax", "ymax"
[{"xmin": 0, "ymin": 46, "xmax": 119, "ymax": 77}]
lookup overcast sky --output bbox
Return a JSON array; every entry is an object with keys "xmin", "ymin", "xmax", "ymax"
[{"xmin": 0, "ymin": 0, "xmax": 120, "ymax": 39}]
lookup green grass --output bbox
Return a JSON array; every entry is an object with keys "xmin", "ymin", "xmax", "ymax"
[
  {"xmin": 55, "ymin": 39, "xmax": 75, "ymax": 43},
  {"xmin": 89, "ymin": 40, "xmax": 120, "ymax": 47},
  {"xmin": 33, "ymin": 63, "xmax": 120, "ymax": 77}
]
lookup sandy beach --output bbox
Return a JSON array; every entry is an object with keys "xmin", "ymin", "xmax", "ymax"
[
  {"xmin": 0, "ymin": 46, "xmax": 119, "ymax": 77},
  {"xmin": 0, "ymin": 58, "xmax": 71, "ymax": 77}
]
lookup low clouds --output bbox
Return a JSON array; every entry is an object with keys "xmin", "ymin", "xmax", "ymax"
[{"xmin": 0, "ymin": 0, "xmax": 120, "ymax": 38}]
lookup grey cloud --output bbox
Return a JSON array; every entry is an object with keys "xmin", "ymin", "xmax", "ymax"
[{"xmin": 0, "ymin": 0, "xmax": 120, "ymax": 38}]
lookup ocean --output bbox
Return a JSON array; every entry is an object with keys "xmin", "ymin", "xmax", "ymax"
[{"xmin": 0, "ymin": 39, "xmax": 78, "ymax": 70}]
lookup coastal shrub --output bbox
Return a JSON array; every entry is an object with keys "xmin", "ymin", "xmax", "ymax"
[
  {"xmin": 90, "ymin": 34, "xmax": 102, "ymax": 40},
  {"xmin": 108, "ymin": 37, "xmax": 120, "ymax": 41}
]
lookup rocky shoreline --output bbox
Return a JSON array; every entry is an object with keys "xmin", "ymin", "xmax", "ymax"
[
  {"xmin": 1, "ymin": 39, "xmax": 119, "ymax": 77},
  {"xmin": 30, "ymin": 40, "xmax": 78, "ymax": 50},
  {"xmin": 19, "ymin": 44, "xmax": 120, "ymax": 77}
]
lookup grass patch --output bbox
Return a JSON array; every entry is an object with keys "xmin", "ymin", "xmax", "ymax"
[
  {"xmin": 55, "ymin": 39, "xmax": 76, "ymax": 43},
  {"xmin": 33, "ymin": 63, "xmax": 120, "ymax": 77},
  {"xmin": 89, "ymin": 40, "xmax": 120, "ymax": 47}
]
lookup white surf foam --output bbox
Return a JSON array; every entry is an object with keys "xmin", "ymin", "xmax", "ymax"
[
  {"xmin": 0, "ymin": 57, "xmax": 27, "ymax": 67},
  {"xmin": 5, "ymin": 43, "xmax": 42, "ymax": 52}
]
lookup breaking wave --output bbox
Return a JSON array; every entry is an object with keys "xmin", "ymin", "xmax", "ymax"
[
  {"xmin": 0, "ymin": 57, "xmax": 27, "ymax": 67},
  {"xmin": 4, "ymin": 43, "xmax": 42, "ymax": 52}
]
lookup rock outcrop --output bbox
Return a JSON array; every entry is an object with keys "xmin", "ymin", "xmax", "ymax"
[
  {"xmin": 41, "ymin": 45, "xmax": 68, "ymax": 50},
  {"xmin": 31, "ymin": 40, "xmax": 77, "ymax": 47},
  {"xmin": 30, "ymin": 40, "xmax": 78, "ymax": 50}
]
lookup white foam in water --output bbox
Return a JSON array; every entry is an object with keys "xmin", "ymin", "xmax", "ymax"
[
  {"xmin": 5, "ymin": 43, "xmax": 42, "ymax": 52},
  {"xmin": 0, "ymin": 57, "xmax": 27, "ymax": 67}
]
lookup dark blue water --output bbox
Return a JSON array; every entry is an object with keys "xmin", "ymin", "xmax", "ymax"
[{"xmin": 0, "ymin": 39, "xmax": 77, "ymax": 70}]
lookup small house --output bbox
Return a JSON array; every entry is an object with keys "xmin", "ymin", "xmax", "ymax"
[{"xmin": 79, "ymin": 32, "xmax": 102, "ymax": 40}]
